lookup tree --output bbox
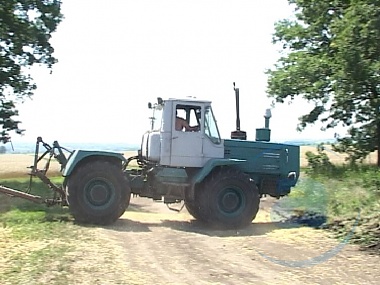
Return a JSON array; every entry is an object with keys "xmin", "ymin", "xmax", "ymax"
[
  {"xmin": 266, "ymin": 0, "xmax": 380, "ymax": 167},
  {"xmin": 0, "ymin": 0, "xmax": 63, "ymax": 143}
]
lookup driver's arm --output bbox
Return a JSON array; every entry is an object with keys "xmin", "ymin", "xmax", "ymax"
[{"xmin": 176, "ymin": 117, "xmax": 198, "ymax": 131}]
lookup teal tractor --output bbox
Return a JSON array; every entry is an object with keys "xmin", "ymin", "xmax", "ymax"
[{"xmin": 0, "ymin": 84, "xmax": 300, "ymax": 228}]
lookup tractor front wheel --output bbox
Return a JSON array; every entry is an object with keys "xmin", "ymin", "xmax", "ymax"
[
  {"xmin": 66, "ymin": 160, "xmax": 131, "ymax": 225},
  {"xmin": 185, "ymin": 200, "xmax": 205, "ymax": 221}
]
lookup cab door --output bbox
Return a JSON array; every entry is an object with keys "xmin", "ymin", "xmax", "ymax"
[{"xmin": 170, "ymin": 105, "xmax": 203, "ymax": 167}]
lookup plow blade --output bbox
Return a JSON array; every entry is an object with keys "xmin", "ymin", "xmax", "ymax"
[{"xmin": 0, "ymin": 185, "xmax": 44, "ymax": 204}]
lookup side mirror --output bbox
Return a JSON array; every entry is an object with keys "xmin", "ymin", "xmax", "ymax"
[{"xmin": 148, "ymin": 102, "xmax": 152, "ymax": 109}]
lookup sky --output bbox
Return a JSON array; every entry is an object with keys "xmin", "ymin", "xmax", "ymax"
[{"xmin": 14, "ymin": 0, "xmax": 347, "ymax": 145}]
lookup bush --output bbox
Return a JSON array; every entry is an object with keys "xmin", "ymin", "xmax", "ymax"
[
  {"xmin": 360, "ymin": 168, "xmax": 380, "ymax": 196},
  {"xmin": 305, "ymin": 143, "xmax": 336, "ymax": 176}
]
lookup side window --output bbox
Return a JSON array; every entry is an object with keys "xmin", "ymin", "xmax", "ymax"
[
  {"xmin": 204, "ymin": 106, "xmax": 221, "ymax": 144},
  {"xmin": 189, "ymin": 109, "xmax": 199, "ymax": 126},
  {"xmin": 175, "ymin": 105, "xmax": 201, "ymax": 132},
  {"xmin": 176, "ymin": 109, "xmax": 187, "ymax": 122}
]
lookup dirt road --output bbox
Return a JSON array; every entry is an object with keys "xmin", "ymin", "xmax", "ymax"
[{"xmin": 76, "ymin": 197, "xmax": 380, "ymax": 285}]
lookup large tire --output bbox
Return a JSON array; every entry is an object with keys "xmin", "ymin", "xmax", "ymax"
[
  {"xmin": 185, "ymin": 183, "xmax": 210, "ymax": 222},
  {"xmin": 202, "ymin": 167, "xmax": 260, "ymax": 229},
  {"xmin": 185, "ymin": 201, "xmax": 204, "ymax": 221},
  {"xmin": 66, "ymin": 160, "xmax": 131, "ymax": 225}
]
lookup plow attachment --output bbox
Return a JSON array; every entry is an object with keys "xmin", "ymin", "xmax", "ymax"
[
  {"xmin": 0, "ymin": 137, "xmax": 71, "ymax": 206},
  {"xmin": 0, "ymin": 185, "xmax": 44, "ymax": 204}
]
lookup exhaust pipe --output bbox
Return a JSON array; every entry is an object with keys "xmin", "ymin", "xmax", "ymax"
[{"xmin": 231, "ymin": 82, "xmax": 247, "ymax": 140}]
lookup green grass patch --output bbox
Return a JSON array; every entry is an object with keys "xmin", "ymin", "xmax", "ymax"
[
  {"xmin": 283, "ymin": 177, "xmax": 328, "ymax": 213},
  {"xmin": 0, "ymin": 178, "xmax": 73, "ymax": 235},
  {"xmin": 294, "ymin": 156, "xmax": 380, "ymax": 250},
  {"xmin": 0, "ymin": 176, "xmax": 81, "ymax": 284},
  {"xmin": 1, "ymin": 176, "xmax": 65, "ymax": 209},
  {"xmin": 0, "ymin": 176, "xmax": 73, "ymax": 236},
  {"xmin": 276, "ymin": 143, "xmax": 380, "ymax": 251},
  {"xmin": 0, "ymin": 221, "xmax": 78, "ymax": 285}
]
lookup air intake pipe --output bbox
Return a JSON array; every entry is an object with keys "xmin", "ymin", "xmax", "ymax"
[{"xmin": 256, "ymin": 109, "xmax": 271, "ymax": 142}]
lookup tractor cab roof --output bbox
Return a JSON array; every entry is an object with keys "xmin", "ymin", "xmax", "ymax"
[{"xmin": 165, "ymin": 97, "xmax": 212, "ymax": 105}]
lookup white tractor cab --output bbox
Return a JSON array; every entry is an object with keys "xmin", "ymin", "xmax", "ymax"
[{"xmin": 141, "ymin": 98, "xmax": 224, "ymax": 168}]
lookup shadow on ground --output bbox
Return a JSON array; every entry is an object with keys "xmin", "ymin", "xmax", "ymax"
[{"xmin": 102, "ymin": 217, "xmax": 301, "ymax": 237}]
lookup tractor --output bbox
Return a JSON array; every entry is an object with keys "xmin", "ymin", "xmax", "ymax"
[{"xmin": 0, "ymin": 83, "xmax": 300, "ymax": 228}]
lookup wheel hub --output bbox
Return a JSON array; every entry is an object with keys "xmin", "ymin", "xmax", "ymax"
[
  {"xmin": 85, "ymin": 180, "xmax": 113, "ymax": 207},
  {"xmin": 221, "ymin": 191, "xmax": 240, "ymax": 212},
  {"xmin": 218, "ymin": 188, "xmax": 244, "ymax": 215},
  {"xmin": 89, "ymin": 185, "xmax": 109, "ymax": 203}
]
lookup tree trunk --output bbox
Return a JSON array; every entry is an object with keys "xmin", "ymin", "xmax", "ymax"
[{"xmin": 377, "ymin": 120, "xmax": 380, "ymax": 167}]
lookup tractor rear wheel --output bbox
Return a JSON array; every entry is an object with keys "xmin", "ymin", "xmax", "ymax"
[
  {"xmin": 66, "ymin": 160, "xmax": 131, "ymax": 225},
  {"xmin": 202, "ymin": 167, "xmax": 259, "ymax": 229}
]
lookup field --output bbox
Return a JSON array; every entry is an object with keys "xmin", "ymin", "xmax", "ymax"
[
  {"xmin": 300, "ymin": 145, "xmax": 378, "ymax": 166},
  {"xmin": 0, "ymin": 150, "xmax": 139, "ymax": 179},
  {"xmin": 0, "ymin": 147, "xmax": 378, "ymax": 179}
]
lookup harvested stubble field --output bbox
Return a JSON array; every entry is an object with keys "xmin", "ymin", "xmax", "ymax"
[
  {"xmin": 0, "ymin": 146, "xmax": 378, "ymax": 178},
  {"xmin": 300, "ymin": 145, "xmax": 378, "ymax": 166},
  {"xmin": 0, "ymin": 151, "xmax": 139, "ymax": 178}
]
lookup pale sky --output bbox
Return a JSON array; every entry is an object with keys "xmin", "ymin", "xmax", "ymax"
[{"xmin": 14, "ymin": 0, "xmax": 346, "ymax": 145}]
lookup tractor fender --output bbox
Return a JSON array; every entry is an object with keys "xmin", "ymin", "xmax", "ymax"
[
  {"xmin": 192, "ymin": 158, "xmax": 246, "ymax": 184},
  {"xmin": 62, "ymin": 150, "xmax": 127, "ymax": 177},
  {"xmin": 188, "ymin": 158, "xmax": 246, "ymax": 199}
]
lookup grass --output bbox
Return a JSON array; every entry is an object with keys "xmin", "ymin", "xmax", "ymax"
[
  {"xmin": 0, "ymin": 176, "xmax": 92, "ymax": 284},
  {"xmin": 0, "ymin": 177, "xmax": 69, "ymax": 216},
  {"xmin": 280, "ymin": 161, "xmax": 380, "ymax": 251},
  {"xmin": 0, "ymin": 175, "xmax": 153, "ymax": 285},
  {"xmin": 0, "ymin": 177, "xmax": 72, "ymax": 284},
  {"xmin": 0, "ymin": 221, "xmax": 77, "ymax": 284},
  {"xmin": 322, "ymin": 167, "xmax": 380, "ymax": 247}
]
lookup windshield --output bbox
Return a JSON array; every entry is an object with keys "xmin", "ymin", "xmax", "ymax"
[
  {"xmin": 150, "ymin": 107, "xmax": 163, "ymax": 131},
  {"xmin": 204, "ymin": 106, "xmax": 221, "ymax": 144}
]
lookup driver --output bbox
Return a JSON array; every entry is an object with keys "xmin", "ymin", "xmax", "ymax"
[{"xmin": 175, "ymin": 115, "xmax": 199, "ymax": 132}]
